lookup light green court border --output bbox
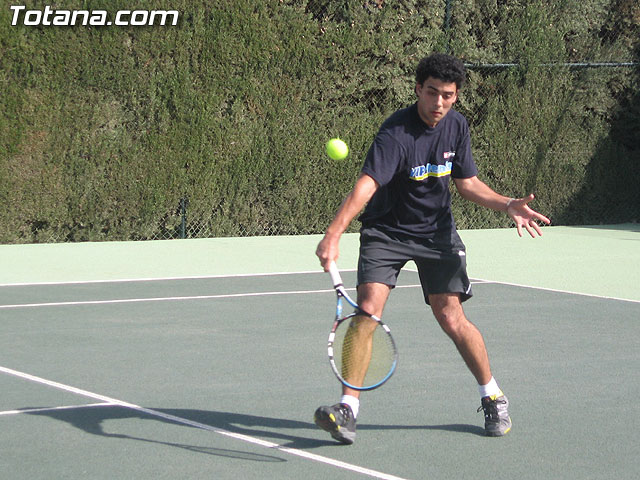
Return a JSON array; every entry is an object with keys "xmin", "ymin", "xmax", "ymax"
[{"xmin": 0, "ymin": 224, "xmax": 638, "ymax": 301}]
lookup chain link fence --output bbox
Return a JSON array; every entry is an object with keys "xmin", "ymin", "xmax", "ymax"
[{"xmin": 3, "ymin": 0, "xmax": 638, "ymax": 243}]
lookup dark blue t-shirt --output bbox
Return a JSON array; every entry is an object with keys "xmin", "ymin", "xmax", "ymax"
[{"xmin": 359, "ymin": 103, "xmax": 478, "ymax": 242}]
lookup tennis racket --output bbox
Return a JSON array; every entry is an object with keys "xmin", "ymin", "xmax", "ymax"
[{"xmin": 326, "ymin": 261, "xmax": 397, "ymax": 391}]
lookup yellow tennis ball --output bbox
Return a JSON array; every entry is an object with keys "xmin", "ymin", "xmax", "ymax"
[{"xmin": 326, "ymin": 138, "xmax": 349, "ymax": 160}]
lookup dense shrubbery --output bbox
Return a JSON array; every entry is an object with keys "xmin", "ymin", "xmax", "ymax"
[{"xmin": 0, "ymin": 0, "xmax": 638, "ymax": 243}]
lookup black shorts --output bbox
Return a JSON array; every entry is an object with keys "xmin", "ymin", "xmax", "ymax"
[{"xmin": 357, "ymin": 227, "xmax": 473, "ymax": 305}]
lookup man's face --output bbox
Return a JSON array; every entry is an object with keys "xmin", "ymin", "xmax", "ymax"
[{"xmin": 415, "ymin": 77, "xmax": 458, "ymax": 127}]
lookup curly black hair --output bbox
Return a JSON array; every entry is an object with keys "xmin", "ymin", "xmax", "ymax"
[{"xmin": 415, "ymin": 53, "xmax": 466, "ymax": 89}]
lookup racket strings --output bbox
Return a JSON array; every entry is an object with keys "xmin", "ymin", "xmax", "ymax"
[{"xmin": 334, "ymin": 315, "xmax": 396, "ymax": 389}]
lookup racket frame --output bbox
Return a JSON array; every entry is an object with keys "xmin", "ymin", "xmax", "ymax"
[{"xmin": 327, "ymin": 262, "xmax": 397, "ymax": 391}]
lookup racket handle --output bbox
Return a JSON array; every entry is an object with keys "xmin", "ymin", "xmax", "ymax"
[{"xmin": 328, "ymin": 261, "xmax": 343, "ymax": 288}]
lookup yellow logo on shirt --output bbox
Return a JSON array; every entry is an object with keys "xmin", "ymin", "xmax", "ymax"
[{"xmin": 409, "ymin": 161, "xmax": 452, "ymax": 181}]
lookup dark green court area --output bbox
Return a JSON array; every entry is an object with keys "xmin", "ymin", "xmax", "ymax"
[{"xmin": 1, "ymin": 269, "xmax": 638, "ymax": 479}]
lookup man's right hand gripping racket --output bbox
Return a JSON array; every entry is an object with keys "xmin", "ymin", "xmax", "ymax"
[{"xmin": 326, "ymin": 261, "xmax": 397, "ymax": 391}]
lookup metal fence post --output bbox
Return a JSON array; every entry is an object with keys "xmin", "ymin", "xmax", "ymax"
[
  {"xmin": 180, "ymin": 197, "xmax": 189, "ymax": 239},
  {"xmin": 444, "ymin": 0, "xmax": 452, "ymax": 53}
]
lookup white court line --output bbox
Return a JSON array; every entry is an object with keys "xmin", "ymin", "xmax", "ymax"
[
  {"xmin": 0, "ymin": 365, "xmax": 409, "ymax": 480},
  {"xmin": 0, "ymin": 402, "xmax": 114, "ymax": 416},
  {"xmin": 2, "ymin": 278, "xmax": 636, "ymax": 309},
  {"xmin": 0, "ymin": 288, "xmax": 338, "ymax": 309},
  {"xmin": 0, "ymin": 284, "xmax": 430, "ymax": 310},
  {"xmin": 2, "ymin": 266, "xmax": 636, "ymax": 304},
  {"xmin": 402, "ymin": 268, "xmax": 640, "ymax": 303},
  {"xmin": 471, "ymin": 278, "xmax": 640, "ymax": 304}
]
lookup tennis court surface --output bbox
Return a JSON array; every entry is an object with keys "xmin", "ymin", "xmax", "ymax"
[{"xmin": 1, "ymin": 225, "xmax": 638, "ymax": 479}]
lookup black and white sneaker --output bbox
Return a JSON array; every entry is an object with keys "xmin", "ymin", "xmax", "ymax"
[{"xmin": 314, "ymin": 403, "xmax": 357, "ymax": 445}]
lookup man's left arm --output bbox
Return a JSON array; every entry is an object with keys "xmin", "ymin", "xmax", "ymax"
[{"xmin": 453, "ymin": 176, "xmax": 551, "ymax": 237}]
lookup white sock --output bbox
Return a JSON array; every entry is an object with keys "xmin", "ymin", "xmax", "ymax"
[
  {"xmin": 478, "ymin": 377, "xmax": 502, "ymax": 398},
  {"xmin": 340, "ymin": 395, "xmax": 360, "ymax": 418}
]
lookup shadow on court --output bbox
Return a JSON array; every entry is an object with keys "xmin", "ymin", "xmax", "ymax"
[{"xmin": 24, "ymin": 405, "xmax": 485, "ymax": 455}]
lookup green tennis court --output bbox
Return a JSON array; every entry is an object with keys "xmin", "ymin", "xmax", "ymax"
[{"xmin": 1, "ymin": 225, "xmax": 638, "ymax": 479}]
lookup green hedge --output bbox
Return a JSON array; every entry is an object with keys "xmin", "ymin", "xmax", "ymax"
[{"xmin": 0, "ymin": 0, "xmax": 638, "ymax": 243}]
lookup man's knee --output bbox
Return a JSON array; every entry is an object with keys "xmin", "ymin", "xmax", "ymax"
[
  {"xmin": 357, "ymin": 282, "xmax": 391, "ymax": 318},
  {"xmin": 429, "ymin": 294, "xmax": 466, "ymax": 335}
]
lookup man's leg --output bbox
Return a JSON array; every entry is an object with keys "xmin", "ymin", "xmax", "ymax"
[
  {"xmin": 341, "ymin": 282, "xmax": 392, "ymax": 397},
  {"xmin": 314, "ymin": 282, "xmax": 391, "ymax": 444},
  {"xmin": 428, "ymin": 292, "xmax": 511, "ymax": 436},
  {"xmin": 428, "ymin": 292, "xmax": 491, "ymax": 384}
]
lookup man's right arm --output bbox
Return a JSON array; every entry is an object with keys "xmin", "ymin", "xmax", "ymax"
[{"xmin": 316, "ymin": 173, "xmax": 379, "ymax": 271}]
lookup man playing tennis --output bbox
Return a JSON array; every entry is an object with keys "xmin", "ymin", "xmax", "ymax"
[{"xmin": 314, "ymin": 53, "xmax": 550, "ymax": 444}]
